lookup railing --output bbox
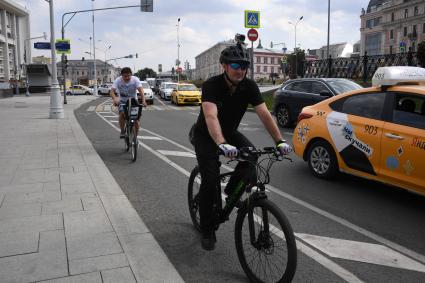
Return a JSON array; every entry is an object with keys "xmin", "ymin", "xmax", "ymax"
[{"xmin": 303, "ymin": 52, "xmax": 418, "ymax": 82}]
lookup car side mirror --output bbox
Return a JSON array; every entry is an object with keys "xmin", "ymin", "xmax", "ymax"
[{"xmin": 320, "ymin": 90, "xmax": 332, "ymax": 97}]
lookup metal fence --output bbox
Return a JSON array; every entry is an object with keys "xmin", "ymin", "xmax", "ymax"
[{"xmin": 303, "ymin": 52, "xmax": 418, "ymax": 81}]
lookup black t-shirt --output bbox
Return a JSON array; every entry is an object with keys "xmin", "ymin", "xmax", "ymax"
[{"xmin": 193, "ymin": 74, "xmax": 263, "ymax": 141}]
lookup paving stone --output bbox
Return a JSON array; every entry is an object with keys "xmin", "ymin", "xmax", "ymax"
[
  {"xmin": 37, "ymin": 272, "xmax": 102, "ymax": 283},
  {"xmin": 67, "ymin": 232, "xmax": 122, "ymax": 260},
  {"xmin": 12, "ymin": 168, "xmax": 59, "ymax": 184},
  {"xmin": 42, "ymin": 199, "xmax": 83, "ymax": 215},
  {"xmin": 0, "ymin": 183, "xmax": 44, "ymax": 194},
  {"xmin": 82, "ymin": 197, "xmax": 103, "ymax": 211},
  {"xmin": 0, "ymin": 214, "xmax": 62, "ymax": 233},
  {"xmin": 0, "ymin": 230, "xmax": 68, "ymax": 282},
  {"xmin": 120, "ymin": 233, "xmax": 184, "ymax": 282},
  {"xmin": 59, "ymin": 171, "xmax": 92, "ymax": 185},
  {"xmin": 0, "ymin": 231, "xmax": 39, "ymax": 258},
  {"xmin": 62, "ymin": 192, "xmax": 98, "ymax": 200},
  {"xmin": 101, "ymin": 267, "xmax": 136, "ymax": 283},
  {"xmin": 0, "ymin": 202, "xmax": 41, "ymax": 219},
  {"xmin": 63, "ymin": 210, "xmax": 113, "ymax": 237},
  {"xmin": 43, "ymin": 182, "xmax": 61, "ymax": 192},
  {"xmin": 4, "ymin": 191, "xmax": 61, "ymax": 204},
  {"xmin": 102, "ymin": 195, "xmax": 149, "ymax": 236},
  {"xmin": 61, "ymin": 183, "xmax": 95, "ymax": 195},
  {"xmin": 69, "ymin": 253, "xmax": 128, "ymax": 275}
]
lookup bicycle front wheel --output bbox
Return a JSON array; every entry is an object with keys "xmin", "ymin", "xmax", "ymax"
[
  {"xmin": 187, "ymin": 166, "xmax": 201, "ymax": 232},
  {"xmin": 124, "ymin": 124, "xmax": 130, "ymax": 152},
  {"xmin": 130, "ymin": 126, "xmax": 138, "ymax": 162},
  {"xmin": 235, "ymin": 199, "xmax": 297, "ymax": 283}
]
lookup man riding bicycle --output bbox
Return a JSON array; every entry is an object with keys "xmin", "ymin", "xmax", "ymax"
[
  {"xmin": 190, "ymin": 34, "xmax": 292, "ymax": 251},
  {"xmin": 110, "ymin": 67, "xmax": 147, "ymax": 138}
]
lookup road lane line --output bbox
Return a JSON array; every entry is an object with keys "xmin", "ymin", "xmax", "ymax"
[{"xmin": 157, "ymin": 150, "xmax": 195, "ymax": 158}]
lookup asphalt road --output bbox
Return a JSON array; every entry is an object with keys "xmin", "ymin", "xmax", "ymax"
[{"xmin": 75, "ymin": 95, "xmax": 425, "ymax": 283}]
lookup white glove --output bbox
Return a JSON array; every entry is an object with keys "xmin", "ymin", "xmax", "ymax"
[
  {"xmin": 276, "ymin": 140, "xmax": 292, "ymax": 156},
  {"xmin": 218, "ymin": 143, "xmax": 238, "ymax": 158}
]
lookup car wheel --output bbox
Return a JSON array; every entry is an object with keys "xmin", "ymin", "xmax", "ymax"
[
  {"xmin": 66, "ymin": 92, "xmax": 72, "ymax": 96},
  {"xmin": 307, "ymin": 140, "xmax": 338, "ymax": 179},
  {"xmin": 85, "ymin": 91, "xmax": 91, "ymax": 95},
  {"xmin": 98, "ymin": 91, "xmax": 101, "ymax": 95},
  {"xmin": 276, "ymin": 104, "xmax": 291, "ymax": 128}
]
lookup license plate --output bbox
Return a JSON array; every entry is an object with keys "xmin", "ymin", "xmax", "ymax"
[{"xmin": 130, "ymin": 107, "xmax": 139, "ymax": 116}]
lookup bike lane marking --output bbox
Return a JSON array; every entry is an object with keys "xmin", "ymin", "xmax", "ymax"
[{"xmin": 94, "ymin": 99, "xmax": 425, "ymax": 279}]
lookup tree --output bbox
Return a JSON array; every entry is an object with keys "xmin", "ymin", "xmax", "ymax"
[
  {"xmin": 417, "ymin": 41, "xmax": 425, "ymax": 67},
  {"xmin": 135, "ymin": 68, "xmax": 157, "ymax": 80}
]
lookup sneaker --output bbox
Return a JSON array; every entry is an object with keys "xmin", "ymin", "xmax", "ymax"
[
  {"xmin": 201, "ymin": 230, "xmax": 216, "ymax": 251},
  {"xmin": 120, "ymin": 129, "xmax": 125, "ymax": 139}
]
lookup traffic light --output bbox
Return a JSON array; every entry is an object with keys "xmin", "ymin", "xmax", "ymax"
[
  {"xmin": 63, "ymin": 55, "xmax": 68, "ymax": 69},
  {"xmin": 135, "ymin": 53, "xmax": 138, "ymax": 58},
  {"xmin": 171, "ymin": 67, "xmax": 175, "ymax": 75}
]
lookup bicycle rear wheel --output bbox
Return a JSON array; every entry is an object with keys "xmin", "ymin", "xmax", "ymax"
[
  {"xmin": 235, "ymin": 199, "xmax": 297, "ymax": 283},
  {"xmin": 188, "ymin": 166, "xmax": 201, "ymax": 231},
  {"xmin": 130, "ymin": 126, "xmax": 138, "ymax": 161},
  {"xmin": 124, "ymin": 125, "xmax": 130, "ymax": 152}
]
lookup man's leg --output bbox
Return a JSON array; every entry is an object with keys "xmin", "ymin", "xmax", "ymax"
[{"xmin": 119, "ymin": 112, "xmax": 126, "ymax": 138}]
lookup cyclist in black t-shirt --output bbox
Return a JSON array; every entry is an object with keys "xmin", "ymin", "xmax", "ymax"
[{"xmin": 190, "ymin": 34, "xmax": 292, "ymax": 251}]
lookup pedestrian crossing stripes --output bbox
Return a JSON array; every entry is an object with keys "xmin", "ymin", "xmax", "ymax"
[{"xmin": 93, "ymin": 105, "xmax": 200, "ymax": 112}]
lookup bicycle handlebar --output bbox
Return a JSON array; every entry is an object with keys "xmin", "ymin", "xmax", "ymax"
[{"xmin": 219, "ymin": 146, "xmax": 292, "ymax": 162}]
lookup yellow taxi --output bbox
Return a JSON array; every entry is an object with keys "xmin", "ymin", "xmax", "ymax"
[
  {"xmin": 171, "ymin": 83, "xmax": 202, "ymax": 106},
  {"xmin": 292, "ymin": 66, "xmax": 425, "ymax": 196}
]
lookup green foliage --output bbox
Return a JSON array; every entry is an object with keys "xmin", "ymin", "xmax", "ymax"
[
  {"xmin": 417, "ymin": 41, "xmax": 425, "ymax": 67},
  {"xmin": 135, "ymin": 68, "xmax": 157, "ymax": 80}
]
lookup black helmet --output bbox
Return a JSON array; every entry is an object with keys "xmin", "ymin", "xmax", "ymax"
[{"xmin": 219, "ymin": 44, "xmax": 250, "ymax": 66}]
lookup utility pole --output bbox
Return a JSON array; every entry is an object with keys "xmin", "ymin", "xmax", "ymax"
[{"xmin": 327, "ymin": 0, "xmax": 330, "ymax": 59}]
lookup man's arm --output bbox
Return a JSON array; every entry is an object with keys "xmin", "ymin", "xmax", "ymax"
[
  {"xmin": 137, "ymin": 87, "xmax": 147, "ymax": 106},
  {"xmin": 255, "ymin": 102, "xmax": 284, "ymax": 143},
  {"xmin": 110, "ymin": 88, "xmax": 120, "ymax": 105},
  {"xmin": 203, "ymin": 102, "xmax": 225, "ymax": 145}
]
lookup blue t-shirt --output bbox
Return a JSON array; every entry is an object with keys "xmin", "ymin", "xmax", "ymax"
[{"xmin": 112, "ymin": 76, "xmax": 141, "ymax": 99}]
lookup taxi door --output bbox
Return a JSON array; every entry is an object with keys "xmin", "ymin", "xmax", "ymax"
[
  {"xmin": 380, "ymin": 93, "xmax": 425, "ymax": 194},
  {"xmin": 327, "ymin": 92, "xmax": 386, "ymax": 178}
]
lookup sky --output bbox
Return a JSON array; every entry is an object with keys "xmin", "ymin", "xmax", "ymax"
[{"xmin": 16, "ymin": 0, "xmax": 371, "ymax": 73}]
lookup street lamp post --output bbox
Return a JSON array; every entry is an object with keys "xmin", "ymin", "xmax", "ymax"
[
  {"xmin": 288, "ymin": 16, "xmax": 303, "ymax": 78},
  {"xmin": 327, "ymin": 0, "xmax": 331, "ymax": 59},
  {"xmin": 177, "ymin": 18, "xmax": 180, "ymax": 83},
  {"xmin": 47, "ymin": 0, "xmax": 64, "ymax": 119},
  {"xmin": 92, "ymin": 0, "xmax": 98, "ymax": 96}
]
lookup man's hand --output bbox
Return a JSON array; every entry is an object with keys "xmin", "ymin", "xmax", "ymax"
[
  {"xmin": 218, "ymin": 143, "xmax": 238, "ymax": 158},
  {"xmin": 276, "ymin": 140, "xmax": 292, "ymax": 156},
  {"xmin": 112, "ymin": 96, "xmax": 120, "ymax": 106}
]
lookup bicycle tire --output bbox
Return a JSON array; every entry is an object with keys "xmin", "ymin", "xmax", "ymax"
[
  {"xmin": 131, "ymin": 126, "xmax": 137, "ymax": 161},
  {"xmin": 188, "ymin": 166, "xmax": 201, "ymax": 232},
  {"xmin": 124, "ymin": 129, "xmax": 130, "ymax": 152},
  {"xmin": 235, "ymin": 198, "xmax": 297, "ymax": 283}
]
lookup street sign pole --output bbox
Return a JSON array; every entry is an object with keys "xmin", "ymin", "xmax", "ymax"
[{"xmin": 251, "ymin": 41, "xmax": 254, "ymax": 80}]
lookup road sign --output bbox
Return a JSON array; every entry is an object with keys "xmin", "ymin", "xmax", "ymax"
[
  {"xmin": 281, "ymin": 55, "xmax": 287, "ymax": 64},
  {"xmin": 245, "ymin": 10, "xmax": 260, "ymax": 28},
  {"xmin": 158, "ymin": 64, "xmax": 162, "ymax": 73},
  {"xmin": 34, "ymin": 42, "xmax": 51, "ymax": 49},
  {"xmin": 176, "ymin": 67, "xmax": 183, "ymax": 73},
  {"xmin": 55, "ymin": 39, "xmax": 70, "ymax": 54},
  {"xmin": 247, "ymin": 28, "xmax": 258, "ymax": 42},
  {"xmin": 400, "ymin": 41, "xmax": 406, "ymax": 52}
]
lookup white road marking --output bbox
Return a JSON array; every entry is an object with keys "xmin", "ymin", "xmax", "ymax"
[
  {"xmin": 110, "ymin": 120, "xmax": 119, "ymax": 123},
  {"xmin": 157, "ymin": 150, "xmax": 196, "ymax": 158},
  {"xmin": 240, "ymin": 123, "xmax": 248, "ymax": 126},
  {"xmin": 150, "ymin": 105, "xmax": 163, "ymax": 110},
  {"xmin": 139, "ymin": 136, "xmax": 162, "ymax": 140},
  {"xmin": 104, "ymin": 105, "xmax": 112, "ymax": 111},
  {"xmin": 154, "ymin": 96, "xmax": 166, "ymax": 106},
  {"xmin": 87, "ymin": 106, "xmax": 96, "ymax": 111},
  {"xmin": 98, "ymin": 111, "xmax": 112, "ymax": 114},
  {"xmin": 189, "ymin": 112, "xmax": 198, "ymax": 116},
  {"xmin": 102, "ymin": 115, "xmax": 117, "ymax": 118},
  {"xmin": 297, "ymin": 233, "xmax": 425, "ymax": 273},
  {"xmin": 239, "ymin": 127, "xmax": 260, "ymax": 131}
]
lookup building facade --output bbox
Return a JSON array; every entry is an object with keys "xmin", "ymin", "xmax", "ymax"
[
  {"xmin": 194, "ymin": 39, "xmax": 285, "ymax": 81},
  {"xmin": 360, "ymin": 0, "xmax": 425, "ymax": 55},
  {"xmin": 57, "ymin": 59, "xmax": 119, "ymax": 86},
  {"xmin": 0, "ymin": 0, "xmax": 30, "ymax": 84}
]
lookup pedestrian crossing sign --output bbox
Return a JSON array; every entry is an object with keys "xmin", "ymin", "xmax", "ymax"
[{"xmin": 245, "ymin": 10, "xmax": 260, "ymax": 28}]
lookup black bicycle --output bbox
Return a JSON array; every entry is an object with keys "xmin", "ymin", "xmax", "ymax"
[
  {"xmin": 188, "ymin": 147, "xmax": 297, "ymax": 283},
  {"xmin": 122, "ymin": 98, "xmax": 142, "ymax": 162}
]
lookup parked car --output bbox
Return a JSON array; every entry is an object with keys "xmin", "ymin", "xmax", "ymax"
[
  {"xmin": 98, "ymin": 83, "xmax": 112, "ymax": 95},
  {"xmin": 292, "ymin": 66, "xmax": 425, "ymax": 196},
  {"xmin": 273, "ymin": 78, "xmax": 362, "ymax": 127},
  {"xmin": 171, "ymin": 83, "xmax": 201, "ymax": 106},
  {"xmin": 159, "ymin": 82, "xmax": 177, "ymax": 100},
  {"xmin": 140, "ymin": 81, "xmax": 154, "ymax": 104},
  {"xmin": 66, "ymin": 85, "xmax": 93, "ymax": 96}
]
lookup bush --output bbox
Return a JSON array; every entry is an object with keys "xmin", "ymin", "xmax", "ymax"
[{"xmin": 417, "ymin": 41, "xmax": 425, "ymax": 67}]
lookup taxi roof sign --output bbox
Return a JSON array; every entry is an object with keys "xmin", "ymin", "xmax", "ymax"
[{"xmin": 372, "ymin": 66, "xmax": 425, "ymax": 87}]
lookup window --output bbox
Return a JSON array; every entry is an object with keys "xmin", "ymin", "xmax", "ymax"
[
  {"xmin": 412, "ymin": 41, "xmax": 416, "ymax": 52},
  {"xmin": 390, "ymin": 29, "xmax": 394, "ymax": 39},
  {"xmin": 391, "ymin": 12, "xmax": 395, "ymax": 22},
  {"xmin": 365, "ymin": 34, "xmax": 382, "ymax": 55},
  {"xmin": 263, "ymin": 66, "xmax": 267, "ymax": 72},
  {"xmin": 413, "ymin": 25, "xmax": 417, "ymax": 37},
  {"xmin": 271, "ymin": 66, "xmax": 274, "ymax": 73},
  {"xmin": 330, "ymin": 92, "xmax": 386, "ymax": 120},
  {"xmin": 390, "ymin": 45, "xmax": 393, "ymax": 54},
  {"xmin": 414, "ymin": 6, "xmax": 419, "ymax": 16},
  {"xmin": 404, "ymin": 26, "xmax": 408, "ymax": 36},
  {"xmin": 392, "ymin": 93, "xmax": 425, "ymax": 129},
  {"xmin": 271, "ymin": 57, "xmax": 275, "ymax": 64},
  {"xmin": 405, "ymin": 9, "xmax": 409, "ymax": 18},
  {"xmin": 366, "ymin": 19, "xmax": 373, "ymax": 28},
  {"xmin": 311, "ymin": 82, "xmax": 330, "ymax": 95},
  {"xmin": 256, "ymin": 66, "xmax": 260, "ymax": 73},
  {"xmin": 423, "ymin": 23, "xmax": 425, "ymax": 33},
  {"xmin": 257, "ymin": 56, "xmax": 261, "ymax": 63},
  {"xmin": 285, "ymin": 81, "xmax": 311, "ymax": 93}
]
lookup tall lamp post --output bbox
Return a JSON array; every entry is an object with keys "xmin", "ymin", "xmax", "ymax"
[
  {"xmin": 327, "ymin": 0, "xmax": 330, "ymax": 58},
  {"xmin": 176, "ymin": 18, "xmax": 181, "ymax": 83},
  {"xmin": 288, "ymin": 16, "xmax": 303, "ymax": 78},
  {"xmin": 46, "ymin": 0, "xmax": 64, "ymax": 119},
  {"xmin": 91, "ymin": 0, "xmax": 98, "ymax": 96}
]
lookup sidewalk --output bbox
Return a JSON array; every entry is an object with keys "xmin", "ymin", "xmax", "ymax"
[{"xmin": 0, "ymin": 95, "xmax": 184, "ymax": 283}]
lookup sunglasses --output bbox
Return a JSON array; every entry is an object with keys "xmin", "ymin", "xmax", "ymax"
[{"xmin": 229, "ymin": 62, "xmax": 249, "ymax": 70}]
